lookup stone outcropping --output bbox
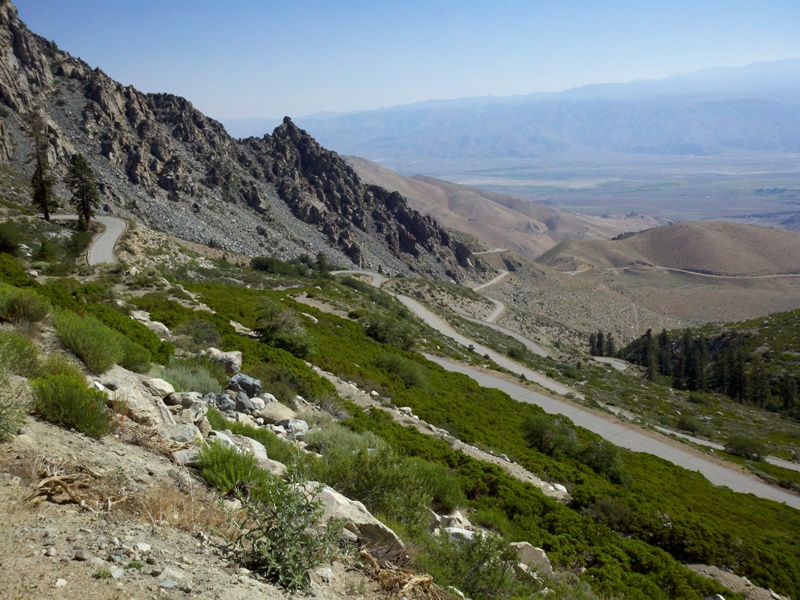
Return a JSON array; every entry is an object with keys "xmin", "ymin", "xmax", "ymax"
[{"xmin": 0, "ymin": 0, "xmax": 482, "ymax": 282}]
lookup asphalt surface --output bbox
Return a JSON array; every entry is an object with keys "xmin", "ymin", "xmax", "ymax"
[
  {"xmin": 429, "ymin": 356, "xmax": 800, "ymax": 509},
  {"xmin": 331, "ymin": 269, "xmax": 800, "ymax": 509},
  {"xmin": 50, "ymin": 214, "xmax": 127, "ymax": 265}
]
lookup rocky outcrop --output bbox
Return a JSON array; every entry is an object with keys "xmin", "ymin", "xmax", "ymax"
[{"xmin": 0, "ymin": 1, "xmax": 480, "ymax": 282}]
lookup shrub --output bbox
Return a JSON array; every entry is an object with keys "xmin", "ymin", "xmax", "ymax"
[
  {"xmin": 579, "ymin": 439, "xmax": 628, "ymax": 483},
  {"xmin": 256, "ymin": 299, "xmax": 316, "ymax": 359},
  {"xmin": 118, "ymin": 340, "xmax": 152, "ymax": 373},
  {"xmin": 154, "ymin": 356, "xmax": 223, "ymax": 394},
  {"xmin": 173, "ymin": 318, "xmax": 221, "ymax": 352},
  {"xmin": 230, "ymin": 475, "xmax": 341, "ymax": 592},
  {"xmin": 31, "ymin": 374, "xmax": 123, "ymax": 438},
  {"xmin": 376, "ymin": 353, "xmax": 429, "ymax": 389},
  {"xmin": 0, "ymin": 290, "xmax": 51, "ymax": 324},
  {"xmin": 0, "ymin": 222, "xmax": 21, "ymax": 255},
  {"xmin": 524, "ymin": 413, "xmax": 579, "ymax": 457},
  {"xmin": 725, "ymin": 435, "xmax": 766, "ymax": 461},
  {"xmin": 0, "ymin": 369, "xmax": 25, "ymax": 441},
  {"xmin": 197, "ymin": 440, "xmax": 268, "ymax": 495},
  {"xmin": 54, "ymin": 311, "xmax": 124, "ymax": 374},
  {"xmin": 0, "ymin": 330, "xmax": 42, "ymax": 377},
  {"xmin": 415, "ymin": 531, "xmax": 524, "ymax": 600}
]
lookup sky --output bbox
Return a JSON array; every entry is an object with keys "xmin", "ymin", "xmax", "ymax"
[{"xmin": 13, "ymin": 0, "xmax": 800, "ymax": 125}]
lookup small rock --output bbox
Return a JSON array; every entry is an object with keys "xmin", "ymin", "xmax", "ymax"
[
  {"xmin": 45, "ymin": 546, "xmax": 57, "ymax": 557},
  {"xmin": 159, "ymin": 580, "xmax": 179, "ymax": 590},
  {"xmin": 315, "ymin": 567, "xmax": 333, "ymax": 583},
  {"xmin": 55, "ymin": 579, "xmax": 67, "ymax": 588},
  {"xmin": 73, "ymin": 548, "xmax": 89, "ymax": 561},
  {"xmin": 277, "ymin": 418, "xmax": 309, "ymax": 436},
  {"xmin": 136, "ymin": 542, "xmax": 151, "ymax": 554},
  {"xmin": 111, "ymin": 568, "xmax": 124, "ymax": 579},
  {"xmin": 103, "ymin": 380, "xmax": 119, "ymax": 391}
]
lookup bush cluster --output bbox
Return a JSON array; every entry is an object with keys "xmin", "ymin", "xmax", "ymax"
[{"xmin": 31, "ymin": 374, "xmax": 127, "ymax": 438}]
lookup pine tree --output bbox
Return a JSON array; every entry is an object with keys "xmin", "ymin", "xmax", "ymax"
[
  {"xmin": 65, "ymin": 153, "xmax": 100, "ymax": 230},
  {"xmin": 589, "ymin": 332, "xmax": 597, "ymax": 355},
  {"xmin": 596, "ymin": 331, "xmax": 605, "ymax": 357},
  {"xmin": 605, "ymin": 332, "xmax": 616, "ymax": 357},
  {"xmin": 29, "ymin": 112, "xmax": 55, "ymax": 222}
]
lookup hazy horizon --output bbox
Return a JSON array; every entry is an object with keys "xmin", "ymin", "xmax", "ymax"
[{"xmin": 13, "ymin": 0, "xmax": 800, "ymax": 124}]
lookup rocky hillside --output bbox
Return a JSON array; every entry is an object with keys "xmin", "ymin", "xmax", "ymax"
[{"xmin": 0, "ymin": 0, "xmax": 478, "ymax": 283}]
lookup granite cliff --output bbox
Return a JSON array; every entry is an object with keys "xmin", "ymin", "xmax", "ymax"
[{"xmin": 0, "ymin": 0, "xmax": 478, "ymax": 281}]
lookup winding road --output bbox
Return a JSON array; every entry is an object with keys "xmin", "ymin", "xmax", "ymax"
[
  {"xmin": 63, "ymin": 231, "xmax": 797, "ymax": 506},
  {"xmin": 332, "ymin": 268, "xmax": 800, "ymax": 509},
  {"xmin": 51, "ymin": 214, "xmax": 127, "ymax": 265}
]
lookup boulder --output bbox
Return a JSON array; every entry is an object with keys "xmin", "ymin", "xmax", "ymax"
[
  {"xmin": 142, "ymin": 378, "xmax": 175, "ymax": 398},
  {"xmin": 254, "ymin": 403, "xmax": 296, "ymax": 424},
  {"xmin": 442, "ymin": 510, "xmax": 472, "ymax": 530},
  {"xmin": 236, "ymin": 435, "xmax": 269, "ymax": 463},
  {"xmin": 172, "ymin": 449, "xmax": 201, "ymax": 467},
  {"xmin": 259, "ymin": 392, "xmax": 278, "ymax": 403},
  {"xmin": 164, "ymin": 392, "xmax": 201, "ymax": 407},
  {"xmin": 444, "ymin": 527, "xmax": 475, "ymax": 542},
  {"xmin": 200, "ymin": 347, "xmax": 242, "ymax": 375},
  {"xmin": 226, "ymin": 373, "xmax": 262, "ymax": 396},
  {"xmin": 235, "ymin": 391, "xmax": 260, "ymax": 413},
  {"xmin": 277, "ymin": 418, "xmax": 309, "ymax": 436},
  {"xmin": 208, "ymin": 430, "xmax": 236, "ymax": 449},
  {"xmin": 146, "ymin": 321, "xmax": 171, "ymax": 339},
  {"xmin": 160, "ymin": 424, "xmax": 201, "ymax": 444},
  {"xmin": 307, "ymin": 484, "xmax": 404, "ymax": 549},
  {"xmin": 510, "ymin": 542, "xmax": 552, "ymax": 576},
  {"xmin": 212, "ymin": 393, "xmax": 235, "ymax": 412}
]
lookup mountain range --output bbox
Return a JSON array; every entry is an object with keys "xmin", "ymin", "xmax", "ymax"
[{"xmin": 288, "ymin": 59, "xmax": 800, "ymax": 163}]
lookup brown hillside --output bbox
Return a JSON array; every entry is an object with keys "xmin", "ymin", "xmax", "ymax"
[
  {"xmin": 346, "ymin": 156, "xmax": 667, "ymax": 258},
  {"xmin": 539, "ymin": 221, "xmax": 800, "ymax": 276}
]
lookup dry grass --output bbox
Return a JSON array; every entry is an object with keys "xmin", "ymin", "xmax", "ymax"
[{"xmin": 360, "ymin": 550, "xmax": 446, "ymax": 600}]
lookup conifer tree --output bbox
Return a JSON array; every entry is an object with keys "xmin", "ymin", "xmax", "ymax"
[
  {"xmin": 29, "ymin": 112, "xmax": 54, "ymax": 222},
  {"xmin": 65, "ymin": 153, "xmax": 100, "ymax": 230}
]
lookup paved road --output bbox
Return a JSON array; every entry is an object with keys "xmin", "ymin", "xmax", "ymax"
[
  {"xmin": 50, "ymin": 214, "xmax": 127, "ymax": 265},
  {"xmin": 429, "ymin": 356, "xmax": 800, "ymax": 509},
  {"xmin": 331, "ymin": 269, "xmax": 800, "ymax": 507},
  {"xmin": 88, "ymin": 216, "xmax": 126, "ymax": 265},
  {"xmin": 592, "ymin": 356, "xmax": 629, "ymax": 371}
]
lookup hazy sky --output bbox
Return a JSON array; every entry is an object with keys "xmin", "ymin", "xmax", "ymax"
[{"xmin": 13, "ymin": 1, "xmax": 800, "ymax": 123}]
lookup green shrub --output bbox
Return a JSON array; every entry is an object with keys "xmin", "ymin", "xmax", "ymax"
[
  {"xmin": 0, "ymin": 290, "xmax": 51, "ymax": 324},
  {"xmin": 54, "ymin": 311, "xmax": 124, "ymax": 374},
  {"xmin": 230, "ymin": 475, "xmax": 341, "ymax": 592},
  {"xmin": 415, "ymin": 531, "xmax": 524, "ymax": 600},
  {"xmin": 154, "ymin": 356, "xmax": 223, "ymax": 394},
  {"xmin": 524, "ymin": 413, "xmax": 579, "ymax": 457},
  {"xmin": 119, "ymin": 340, "xmax": 151, "ymax": 373},
  {"xmin": 197, "ymin": 440, "xmax": 269, "ymax": 494},
  {"xmin": 172, "ymin": 318, "xmax": 221, "ymax": 352},
  {"xmin": 0, "ymin": 369, "xmax": 25, "ymax": 441},
  {"xmin": 725, "ymin": 435, "xmax": 766, "ymax": 461},
  {"xmin": 256, "ymin": 299, "xmax": 316, "ymax": 359},
  {"xmin": 0, "ymin": 254, "xmax": 32, "ymax": 287},
  {"xmin": 0, "ymin": 330, "xmax": 42, "ymax": 377},
  {"xmin": 375, "ymin": 353, "xmax": 429, "ymax": 389},
  {"xmin": 31, "ymin": 374, "xmax": 122, "ymax": 438},
  {"xmin": 40, "ymin": 352, "xmax": 85, "ymax": 380},
  {"xmin": 0, "ymin": 222, "xmax": 22, "ymax": 255}
]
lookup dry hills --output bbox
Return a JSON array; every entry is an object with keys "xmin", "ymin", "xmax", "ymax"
[
  {"xmin": 346, "ymin": 156, "xmax": 667, "ymax": 258},
  {"xmin": 538, "ymin": 221, "xmax": 800, "ymax": 276}
]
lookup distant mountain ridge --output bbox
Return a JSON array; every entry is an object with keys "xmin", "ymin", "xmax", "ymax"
[
  {"xmin": 288, "ymin": 60, "xmax": 800, "ymax": 162},
  {"xmin": 0, "ymin": 0, "xmax": 477, "ymax": 282}
]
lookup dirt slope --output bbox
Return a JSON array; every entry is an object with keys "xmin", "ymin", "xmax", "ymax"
[
  {"xmin": 346, "ymin": 156, "xmax": 667, "ymax": 258},
  {"xmin": 539, "ymin": 221, "xmax": 800, "ymax": 275}
]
